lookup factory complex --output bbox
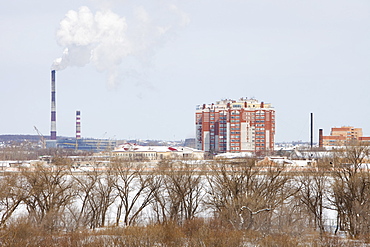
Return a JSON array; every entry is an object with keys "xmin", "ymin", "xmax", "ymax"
[{"xmin": 45, "ymin": 70, "xmax": 368, "ymax": 154}]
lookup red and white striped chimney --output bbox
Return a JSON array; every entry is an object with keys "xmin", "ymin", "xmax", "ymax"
[
  {"xmin": 76, "ymin": 110, "xmax": 81, "ymax": 139},
  {"xmin": 50, "ymin": 70, "xmax": 57, "ymax": 140}
]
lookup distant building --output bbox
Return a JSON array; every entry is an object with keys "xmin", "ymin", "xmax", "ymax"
[
  {"xmin": 184, "ymin": 138, "xmax": 196, "ymax": 148},
  {"xmin": 112, "ymin": 143, "xmax": 204, "ymax": 160},
  {"xmin": 57, "ymin": 138, "xmax": 116, "ymax": 152},
  {"xmin": 321, "ymin": 126, "xmax": 369, "ymax": 146},
  {"xmin": 359, "ymin": 136, "xmax": 370, "ymax": 143},
  {"xmin": 195, "ymin": 98, "xmax": 275, "ymax": 154}
]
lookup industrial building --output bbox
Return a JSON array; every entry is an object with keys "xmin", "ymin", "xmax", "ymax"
[
  {"xmin": 56, "ymin": 138, "xmax": 116, "ymax": 152},
  {"xmin": 54, "ymin": 110, "xmax": 117, "ymax": 152},
  {"xmin": 196, "ymin": 98, "xmax": 275, "ymax": 154},
  {"xmin": 320, "ymin": 126, "xmax": 370, "ymax": 146},
  {"xmin": 45, "ymin": 70, "xmax": 115, "ymax": 152}
]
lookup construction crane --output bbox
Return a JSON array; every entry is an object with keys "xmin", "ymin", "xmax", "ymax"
[{"xmin": 34, "ymin": 126, "xmax": 46, "ymax": 149}]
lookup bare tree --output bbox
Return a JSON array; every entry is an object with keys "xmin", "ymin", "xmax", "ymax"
[
  {"xmin": 330, "ymin": 141, "xmax": 370, "ymax": 237},
  {"xmin": 151, "ymin": 159, "xmax": 205, "ymax": 225},
  {"xmin": 297, "ymin": 160, "xmax": 331, "ymax": 235},
  {"xmin": 20, "ymin": 160, "xmax": 75, "ymax": 231},
  {"xmin": 111, "ymin": 159, "xmax": 160, "ymax": 226},
  {"xmin": 206, "ymin": 158, "xmax": 297, "ymax": 232},
  {"xmin": 0, "ymin": 173, "xmax": 26, "ymax": 227},
  {"xmin": 73, "ymin": 168, "xmax": 116, "ymax": 229},
  {"xmin": 205, "ymin": 158, "xmax": 258, "ymax": 229}
]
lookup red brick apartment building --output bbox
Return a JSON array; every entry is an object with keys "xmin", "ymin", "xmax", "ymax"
[{"xmin": 195, "ymin": 98, "xmax": 275, "ymax": 153}]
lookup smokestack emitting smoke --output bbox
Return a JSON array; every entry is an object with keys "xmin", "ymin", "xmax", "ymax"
[
  {"xmin": 50, "ymin": 70, "xmax": 57, "ymax": 140},
  {"xmin": 51, "ymin": 4, "xmax": 189, "ymax": 87},
  {"xmin": 76, "ymin": 110, "xmax": 81, "ymax": 139}
]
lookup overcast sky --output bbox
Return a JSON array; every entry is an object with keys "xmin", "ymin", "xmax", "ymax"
[{"xmin": 1, "ymin": 0, "xmax": 369, "ymax": 142}]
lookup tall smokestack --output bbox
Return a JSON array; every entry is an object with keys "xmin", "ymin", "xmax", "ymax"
[
  {"xmin": 319, "ymin": 129, "xmax": 323, "ymax": 148},
  {"xmin": 76, "ymin": 110, "xmax": 81, "ymax": 139},
  {"xmin": 310, "ymin": 113, "xmax": 314, "ymax": 149},
  {"xmin": 50, "ymin": 70, "xmax": 57, "ymax": 140}
]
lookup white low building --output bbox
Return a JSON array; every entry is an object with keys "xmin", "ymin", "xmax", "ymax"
[
  {"xmin": 112, "ymin": 143, "xmax": 205, "ymax": 160},
  {"xmin": 258, "ymin": 156, "xmax": 316, "ymax": 167}
]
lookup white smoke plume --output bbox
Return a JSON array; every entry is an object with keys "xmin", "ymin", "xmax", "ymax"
[{"xmin": 52, "ymin": 2, "xmax": 189, "ymax": 87}]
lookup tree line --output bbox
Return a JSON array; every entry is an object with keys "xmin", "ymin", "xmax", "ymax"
[{"xmin": 0, "ymin": 142, "xmax": 370, "ymax": 246}]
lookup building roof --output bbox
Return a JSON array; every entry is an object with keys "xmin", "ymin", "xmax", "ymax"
[
  {"xmin": 215, "ymin": 152, "xmax": 254, "ymax": 159},
  {"xmin": 112, "ymin": 143, "xmax": 202, "ymax": 153}
]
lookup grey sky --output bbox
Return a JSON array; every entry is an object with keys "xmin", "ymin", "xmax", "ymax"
[{"xmin": 1, "ymin": 0, "xmax": 369, "ymax": 142}]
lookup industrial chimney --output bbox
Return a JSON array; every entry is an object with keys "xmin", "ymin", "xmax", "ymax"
[
  {"xmin": 319, "ymin": 129, "xmax": 323, "ymax": 148},
  {"xmin": 76, "ymin": 110, "xmax": 81, "ymax": 139},
  {"xmin": 310, "ymin": 113, "xmax": 313, "ymax": 149},
  {"xmin": 50, "ymin": 70, "xmax": 57, "ymax": 141}
]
